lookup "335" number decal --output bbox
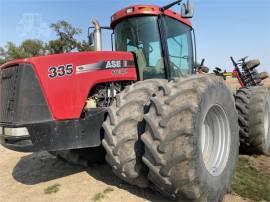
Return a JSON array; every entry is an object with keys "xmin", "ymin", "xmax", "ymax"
[{"xmin": 48, "ymin": 64, "xmax": 74, "ymax": 79}]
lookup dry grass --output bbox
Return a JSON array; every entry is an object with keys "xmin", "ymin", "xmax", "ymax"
[
  {"xmin": 92, "ymin": 187, "xmax": 114, "ymax": 201},
  {"xmin": 264, "ymin": 78, "xmax": 270, "ymax": 91},
  {"xmin": 44, "ymin": 184, "xmax": 61, "ymax": 194},
  {"xmin": 232, "ymin": 156, "xmax": 270, "ymax": 201}
]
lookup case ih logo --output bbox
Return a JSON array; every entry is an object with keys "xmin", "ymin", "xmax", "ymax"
[
  {"xmin": 106, "ymin": 61, "xmax": 122, "ymax": 69},
  {"xmin": 76, "ymin": 60, "xmax": 133, "ymax": 74}
]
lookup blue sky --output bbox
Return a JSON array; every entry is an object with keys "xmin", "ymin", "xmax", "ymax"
[{"xmin": 0, "ymin": 0, "xmax": 270, "ymax": 71}]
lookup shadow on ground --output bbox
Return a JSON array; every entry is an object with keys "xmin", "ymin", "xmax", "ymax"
[
  {"xmin": 85, "ymin": 164, "xmax": 167, "ymax": 202},
  {"xmin": 12, "ymin": 152, "xmax": 166, "ymax": 202},
  {"xmin": 12, "ymin": 152, "xmax": 83, "ymax": 185}
]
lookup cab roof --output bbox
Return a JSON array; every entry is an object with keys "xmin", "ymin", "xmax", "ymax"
[{"xmin": 111, "ymin": 4, "xmax": 192, "ymax": 28}]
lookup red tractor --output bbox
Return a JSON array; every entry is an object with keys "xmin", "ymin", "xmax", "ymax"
[{"xmin": 0, "ymin": 1, "xmax": 269, "ymax": 201}]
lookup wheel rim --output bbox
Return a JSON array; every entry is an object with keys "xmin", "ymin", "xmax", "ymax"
[
  {"xmin": 264, "ymin": 103, "xmax": 269, "ymax": 140},
  {"xmin": 201, "ymin": 105, "xmax": 231, "ymax": 176}
]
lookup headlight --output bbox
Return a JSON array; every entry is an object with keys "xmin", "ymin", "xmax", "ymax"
[{"xmin": 4, "ymin": 127, "xmax": 29, "ymax": 137}]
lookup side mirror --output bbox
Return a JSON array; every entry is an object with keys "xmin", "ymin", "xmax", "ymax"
[
  {"xmin": 88, "ymin": 31, "xmax": 95, "ymax": 47},
  {"xmin": 196, "ymin": 58, "xmax": 209, "ymax": 73},
  {"xmin": 181, "ymin": 0, "xmax": 194, "ymax": 18},
  {"xmin": 200, "ymin": 58, "xmax": 205, "ymax": 67}
]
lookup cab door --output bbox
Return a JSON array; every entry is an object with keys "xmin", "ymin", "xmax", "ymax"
[{"xmin": 162, "ymin": 16, "xmax": 194, "ymax": 78}]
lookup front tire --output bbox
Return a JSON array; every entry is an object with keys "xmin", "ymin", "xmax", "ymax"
[
  {"xmin": 102, "ymin": 80, "xmax": 166, "ymax": 188},
  {"xmin": 142, "ymin": 75, "xmax": 239, "ymax": 201}
]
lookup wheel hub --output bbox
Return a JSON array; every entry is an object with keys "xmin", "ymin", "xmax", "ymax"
[{"xmin": 201, "ymin": 105, "xmax": 231, "ymax": 176}]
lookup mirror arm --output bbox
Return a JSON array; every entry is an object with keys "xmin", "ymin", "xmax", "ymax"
[
  {"xmin": 200, "ymin": 58, "xmax": 205, "ymax": 66},
  {"xmin": 160, "ymin": 0, "xmax": 182, "ymax": 11},
  {"xmin": 89, "ymin": 26, "xmax": 111, "ymax": 30}
]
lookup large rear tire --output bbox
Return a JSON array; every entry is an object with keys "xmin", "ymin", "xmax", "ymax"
[
  {"xmin": 235, "ymin": 87, "xmax": 270, "ymax": 154},
  {"xmin": 141, "ymin": 75, "xmax": 239, "ymax": 201},
  {"xmin": 102, "ymin": 79, "xmax": 167, "ymax": 188},
  {"xmin": 245, "ymin": 59, "xmax": 260, "ymax": 70}
]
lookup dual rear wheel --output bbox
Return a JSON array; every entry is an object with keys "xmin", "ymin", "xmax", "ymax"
[
  {"xmin": 49, "ymin": 76, "xmax": 270, "ymax": 201},
  {"xmin": 51, "ymin": 75, "xmax": 240, "ymax": 201},
  {"xmin": 103, "ymin": 75, "xmax": 239, "ymax": 201},
  {"xmin": 236, "ymin": 86, "xmax": 270, "ymax": 155}
]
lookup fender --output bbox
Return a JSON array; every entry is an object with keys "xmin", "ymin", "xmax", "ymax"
[{"xmin": 0, "ymin": 51, "xmax": 137, "ymax": 120}]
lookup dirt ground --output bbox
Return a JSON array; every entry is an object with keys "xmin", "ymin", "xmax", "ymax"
[{"xmin": 0, "ymin": 145, "xmax": 251, "ymax": 202}]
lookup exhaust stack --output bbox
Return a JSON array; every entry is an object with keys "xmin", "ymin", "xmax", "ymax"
[{"xmin": 92, "ymin": 19, "xmax": 102, "ymax": 51}]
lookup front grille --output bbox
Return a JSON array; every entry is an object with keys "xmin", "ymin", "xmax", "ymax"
[
  {"xmin": 0, "ymin": 65, "xmax": 20, "ymax": 123},
  {"xmin": 0, "ymin": 64, "xmax": 51, "ymax": 126}
]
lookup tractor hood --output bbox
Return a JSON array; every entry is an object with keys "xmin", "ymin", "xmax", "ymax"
[
  {"xmin": 0, "ymin": 51, "xmax": 136, "ymax": 72},
  {"xmin": 0, "ymin": 51, "xmax": 137, "ymax": 120}
]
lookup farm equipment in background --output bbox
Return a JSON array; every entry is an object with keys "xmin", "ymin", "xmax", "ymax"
[
  {"xmin": 213, "ymin": 57, "xmax": 270, "ymax": 155},
  {"xmin": 213, "ymin": 56, "xmax": 269, "ymax": 87},
  {"xmin": 0, "ymin": 1, "xmax": 269, "ymax": 201}
]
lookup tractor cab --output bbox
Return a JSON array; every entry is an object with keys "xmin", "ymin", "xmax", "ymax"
[{"xmin": 90, "ymin": 0, "xmax": 195, "ymax": 80}]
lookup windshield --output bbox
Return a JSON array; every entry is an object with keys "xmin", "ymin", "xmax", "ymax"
[{"xmin": 114, "ymin": 16, "xmax": 165, "ymax": 80}]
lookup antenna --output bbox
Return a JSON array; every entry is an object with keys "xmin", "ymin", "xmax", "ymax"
[{"xmin": 160, "ymin": 0, "xmax": 182, "ymax": 12}]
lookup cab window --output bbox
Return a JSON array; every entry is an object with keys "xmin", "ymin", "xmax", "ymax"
[
  {"xmin": 114, "ymin": 16, "xmax": 165, "ymax": 79},
  {"xmin": 164, "ymin": 16, "xmax": 193, "ymax": 77}
]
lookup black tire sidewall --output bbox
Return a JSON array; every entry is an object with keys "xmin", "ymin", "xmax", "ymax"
[
  {"xmin": 193, "ymin": 82, "xmax": 239, "ymax": 200},
  {"xmin": 254, "ymin": 90, "xmax": 270, "ymax": 153}
]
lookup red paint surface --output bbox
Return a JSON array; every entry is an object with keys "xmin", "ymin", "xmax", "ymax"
[
  {"xmin": 111, "ymin": 4, "xmax": 192, "ymax": 28},
  {"xmin": 232, "ymin": 69, "xmax": 245, "ymax": 87},
  {"xmin": 1, "ymin": 51, "xmax": 137, "ymax": 120}
]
